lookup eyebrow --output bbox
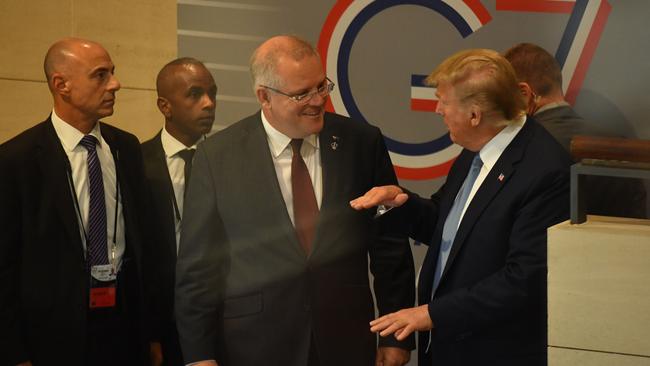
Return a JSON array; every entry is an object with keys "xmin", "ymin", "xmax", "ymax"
[
  {"xmin": 289, "ymin": 77, "xmax": 327, "ymax": 95},
  {"xmin": 90, "ymin": 64, "xmax": 115, "ymax": 75}
]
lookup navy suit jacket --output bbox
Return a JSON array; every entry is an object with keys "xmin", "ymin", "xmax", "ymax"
[
  {"xmin": 400, "ymin": 118, "xmax": 570, "ymax": 366},
  {"xmin": 0, "ymin": 118, "xmax": 153, "ymax": 365},
  {"xmin": 175, "ymin": 112, "xmax": 415, "ymax": 366}
]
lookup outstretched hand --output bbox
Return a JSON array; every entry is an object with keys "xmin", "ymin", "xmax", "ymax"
[
  {"xmin": 370, "ymin": 305, "xmax": 433, "ymax": 341},
  {"xmin": 350, "ymin": 185, "xmax": 408, "ymax": 210}
]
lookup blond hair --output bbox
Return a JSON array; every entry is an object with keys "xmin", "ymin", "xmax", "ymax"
[{"xmin": 426, "ymin": 48, "xmax": 526, "ymax": 121}]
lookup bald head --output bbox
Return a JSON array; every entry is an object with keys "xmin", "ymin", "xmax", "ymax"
[
  {"xmin": 44, "ymin": 38, "xmax": 106, "ymax": 86},
  {"xmin": 156, "ymin": 57, "xmax": 209, "ymax": 99},
  {"xmin": 43, "ymin": 38, "xmax": 119, "ymax": 130},
  {"xmin": 155, "ymin": 57, "xmax": 216, "ymax": 146},
  {"xmin": 250, "ymin": 35, "xmax": 319, "ymax": 89}
]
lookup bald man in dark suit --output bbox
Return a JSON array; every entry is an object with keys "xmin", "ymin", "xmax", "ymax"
[{"xmin": 0, "ymin": 38, "xmax": 153, "ymax": 366}]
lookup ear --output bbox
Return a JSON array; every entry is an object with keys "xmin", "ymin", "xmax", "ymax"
[
  {"xmin": 51, "ymin": 72, "xmax": 70, "ymax": 96},
  {"xmin": 469, "ymin": 104, "xmax": 482, "ymax": 127},
  {"xmin": 518, "ymin": 82, "xmax": 533, "ymax": 99},
  {"xmin": 157, "ymin": 97, "xmax": 172, "ymax": 119},
  {"xmin": 255, "ymin": 87, "xmax": 270, "ymax": 108}
]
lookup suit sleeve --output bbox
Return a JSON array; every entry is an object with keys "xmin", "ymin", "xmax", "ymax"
[
  {"xmin": 0, "ymin": 147, "xmax": 29, "ymax": 365},
  {"xmin": 129, "ymin": 140, "xmax": 165, "ymax": 343},
  {"xmin": 366, "ymin": 129, "xmax": 417, "ymax": 350},
  {"xmin": 428, "ymin": 167, "xmax": 569, "ymax": 340},
  {"xmin": 175, "ymin": 145, "xmax": 226, "ymax": 363}
]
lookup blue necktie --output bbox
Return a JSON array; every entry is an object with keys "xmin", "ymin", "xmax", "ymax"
[
  {"xmin": 79, "ymin": 135, "xmax": 108, "ymax": 266},
  {"xmin": 432, "ymin": 154, "xmax": 483, "ymax": 296}
]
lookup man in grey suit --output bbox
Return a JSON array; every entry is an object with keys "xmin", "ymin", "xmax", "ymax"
[
  {"xmin": 504, "ymin": 42, "xmax": 646, "ymax": 218},
  {"xmin": 174, "ymin": 35, "xmax": 415, "ymax": 366}
]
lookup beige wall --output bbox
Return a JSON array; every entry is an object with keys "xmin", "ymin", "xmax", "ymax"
[
  {"xmin": 548, "ymin": 216, "xmax": 650, "ymax": 365},
  {"xmin": 0, "ymin": 0, "xmax": 177, "ymax": 143}
]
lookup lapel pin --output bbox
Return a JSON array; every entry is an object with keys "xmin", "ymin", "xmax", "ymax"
[
  {"xmin": 331, "ymin": 135, "xmax": 339, "ymax": 150},
  {"xmin": 498, "ymin": 173, "xmax": 505, "ymax": 182}
]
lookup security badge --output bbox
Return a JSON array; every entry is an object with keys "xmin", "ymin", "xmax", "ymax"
[{"xmin": 89, "ymin": 264, "xmax": 117, "ymax": 308}]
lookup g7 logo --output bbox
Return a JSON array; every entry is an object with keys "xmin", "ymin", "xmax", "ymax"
[{"xmin": 318, "ymin": 0, "xmax": 611, "ymax": 180}]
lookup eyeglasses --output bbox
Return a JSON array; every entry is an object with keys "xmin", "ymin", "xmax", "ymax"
[{"xmin": 261, "ymin": 78, "xmax": 335, "ymax": 105}]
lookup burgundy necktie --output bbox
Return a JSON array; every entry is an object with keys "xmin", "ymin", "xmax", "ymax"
[{"xmin": 291, "ymin": 139, "xmax": 319, "ymax": 255}]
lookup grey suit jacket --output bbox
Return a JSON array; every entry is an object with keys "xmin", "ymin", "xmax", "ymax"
[{"xmin": 175, "ymin": 112, "xmax": 415, "ymax": 366}]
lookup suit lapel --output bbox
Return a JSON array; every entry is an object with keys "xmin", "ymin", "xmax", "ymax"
[
  {"xmin": 441, "ymin": 122, "xmax": 533, "ymax": 280},
  {"xmin": 150, "ymin": 132, "xmax": 178, "ymax": 258},
  {"xmin": 422, "ymin": 150, "xmax": 473, "ymax": 276},
  {"xmin": 100, "ymin": 124, "xmax": 142, "ymax": 262},
  {"xmin": 243, "ymin": 114, "xmax": 305, "ymax": 258},
  {"xmin": 312, "ymin": 118, "xmax": 342, "ymax": 258},
  {"xmin": 318, "ymin": 119, "xmax": 342, "ymax": 215},
  {"xmin": 38, "ymin": 119, "xmax": 84, "ymax": 259}
]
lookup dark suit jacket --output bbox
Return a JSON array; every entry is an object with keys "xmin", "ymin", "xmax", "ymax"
[
  {"xmin": 400, "ymin": 119, "xmax": 570, "ymax": 366},
  {"xmin": 535, "ymin": 105, "xmax": 647, "ymax": 218},
  {"xmin": 175, "ymin": 112, "xmax": 415, "ymax": 366},
  {"xmin": 141, "ymin": 131, "xmax": 184, "ymax": 365},
  {"xmin": 0, "ymin": 118, "xmax": 153, "ymax": 366}
]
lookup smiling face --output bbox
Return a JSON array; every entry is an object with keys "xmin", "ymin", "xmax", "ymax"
[
  {"xmin": 259, "ymin": 54, "xmax": 327, "ymax": 139},
  {"xmin": 159, "ymin": 63, "xmax": 217, "ymax": 146}
]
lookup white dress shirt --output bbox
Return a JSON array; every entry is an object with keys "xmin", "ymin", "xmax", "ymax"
[
  {"xmin": 160, "ymin": 127, "xmax": 199, "ymax": 253},
  {"xmin": 260, "ymin": 110, "xmax": 323, "ymax": 226},
  {"xmin": 51, "ymin": 109, "xmax": 125, "ymax": 271}
]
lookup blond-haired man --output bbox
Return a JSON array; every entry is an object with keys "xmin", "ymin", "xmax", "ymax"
[{"xmin": 352, "ymin": 49, "xmax": 571, "ymax": 365}]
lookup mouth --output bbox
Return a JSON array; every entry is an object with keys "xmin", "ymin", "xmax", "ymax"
[
  {"xmin": 302, "ymin": 108, "xmax": 323, "ymax": 118},
  {"xmin": 197, "ymin": 116, "xmax": 215, "ymax": 127}
]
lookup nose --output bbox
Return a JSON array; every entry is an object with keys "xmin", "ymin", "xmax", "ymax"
[
  {"xmin": 108, "ymin": 74, "xmax": 121, "ymax": 92},
  {"xmin": 434, "ymin": 101, "xmax": 442, "ymax": 115},
  {"xmin": 308, "ymin": 91, "xmax": 326, "ymax": 106},
  {"xmin": 203, "ymin": 93, "xmax": 216, "ymax": 110}
]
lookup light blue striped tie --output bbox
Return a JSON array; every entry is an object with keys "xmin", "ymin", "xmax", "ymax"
[
  {"xmin": 79, "ymin": 135, "xmax": 108, "ymax": 266},
  {"xmin": 432, "ymin": 154, "xmax": 483, "ymax": 296}
]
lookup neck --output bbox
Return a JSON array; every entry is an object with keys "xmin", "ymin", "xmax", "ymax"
[
  {"xmin": 165, "ymin": 123, "xmax": 201, "ymax": 148},
  {"xmin": 469, "ymin": 118, "xmax": 507, "ymax": 152},
  {"xmin": 53, "ymin": 104, "xmax": 97, "ymax": 134},
  {"xmin": 536, "ymin": 92, "xmax": 566, "ymax": 109}
]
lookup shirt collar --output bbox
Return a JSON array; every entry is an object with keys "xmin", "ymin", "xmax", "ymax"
[
  {"xmin": 260, "ymin": 110, "xmax": 318, "ymax": 158},
  {"xmin": 535, "ymin": 101, "xmax": 570, "ymax": 115},
  {"xmin": 478, "ymin": 115, "xmax": 526, "ymax": 171},
  {"xmin": 51, "ymin": 109, "xmax": 103, "ymax": 152},
  {"xmin": 161, "ymin": 126, "xmax": 200, "ymax": 158}
]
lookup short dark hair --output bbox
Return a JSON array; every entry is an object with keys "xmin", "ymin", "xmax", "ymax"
[
  {"xmin": 156, "ymin": 57, "xmax": 207, "ymax": 95},
  {"xmin": 503, "ymin": 43, "xmax": 562, "ymax": 97}
]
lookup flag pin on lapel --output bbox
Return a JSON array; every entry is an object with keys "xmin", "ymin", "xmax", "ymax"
[
  {"xmin": 331, "ymin": 135, "xmax": 339, "ymax": 150},
  {"xmin": 498, "ymin": 173, "xmax": 505, "ymax": 182}
]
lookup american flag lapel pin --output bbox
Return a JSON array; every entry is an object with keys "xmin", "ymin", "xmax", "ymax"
[
  {"xmin": 498, "ymin": 173, "xmax": 505, "ymax": 182},
  {"xmin": 331, "ymin": 135, "xmax": 339, "ymax": 150}
]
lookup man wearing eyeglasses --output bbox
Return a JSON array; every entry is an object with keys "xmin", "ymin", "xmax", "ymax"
[{"xmin": 175, "ymin": 35, "xmax": 415, "ymax": 366}]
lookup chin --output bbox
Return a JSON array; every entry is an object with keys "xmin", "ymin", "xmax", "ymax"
[{"xmin": 98, "ymin": 109, "xmax": 114, "ymax": 119}]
